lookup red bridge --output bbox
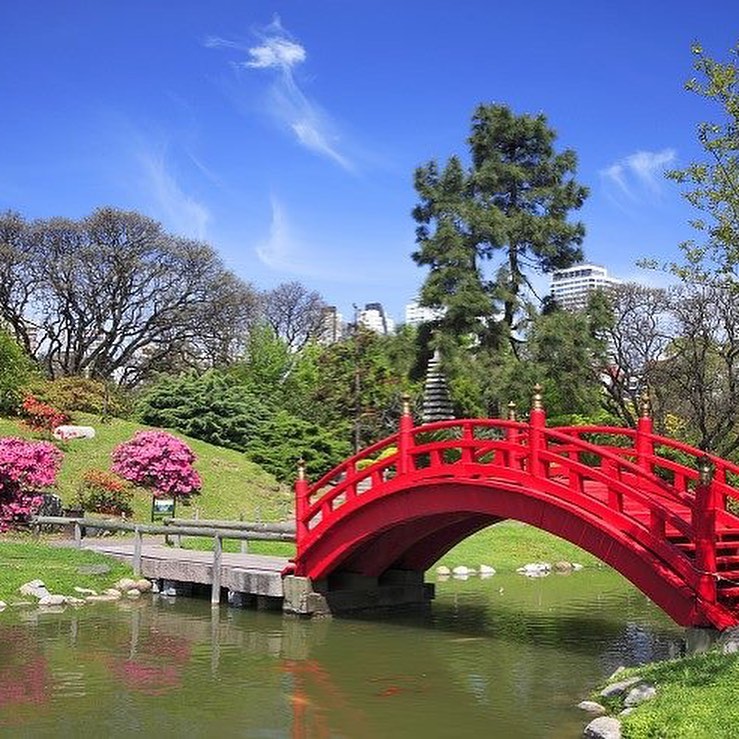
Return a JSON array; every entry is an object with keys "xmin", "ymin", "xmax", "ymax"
[{"xmin": 292, "ymin": 390, "xmax": 739, "ymax": 629}]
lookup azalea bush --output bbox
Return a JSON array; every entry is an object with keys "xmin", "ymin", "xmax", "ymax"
[
  {"xmin": 19, "ymin": 395, "xmax": 70, "ymax": 434},
  {"xmin": 111, "ymin": 431, "xmax": 202, "ymax": 499},
  {"xmin": 0, "ymin": 437, "xmax": 64, "ymax": 530},
  {"xmin": 76, "ymin": 468, "xmax": 133, "ymax": 517}
]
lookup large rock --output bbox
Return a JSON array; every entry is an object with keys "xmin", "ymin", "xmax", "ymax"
[
  {"xmin": 135, "ymin": 579, "xmax": 153, "ymax": 593},
  {"xmin": 53, "ymin": 425, "xmax": 95, "ymax": 441},
  {"xmin": 452, "ymin": 566, "xmax": 475, "ymax": 576},
  {"xmin": 600, "ymin": 676, "xmax": 643, "ymax": 699},
  {"xmin": 38, "ymin": 594, "xmax": 67, "ymax": 607},
  {"xmin": 115, "ymin": 578, "xmax": 138, "ymax": 592},
  {"xmin": 436, "ymin": 566, "xmax": 451, "ymax": 576},
  {"xmin": 583, "ymin": 716, "xmax": 621, "ymax": 739},
  {"xmin": 478, "ymin": 565, "xmax": 496, "ymax": 576},
  {"xmin": 19, "ymin": 580, "xmax": 51, "ymax": 600},
  {"xmin": 577, "ymin": 701, "xmax": 607, "ymax": 715},
  {"xmin": 0, "ymin": 601, "xmax": 6, "ymax": 611},
  {"xmin": 517, "ymin": 562, "xmax": 551, "ymax": 577},
  {"xmin": 624, "ymin": 683, "xmax": 656, "ymax": 707}
]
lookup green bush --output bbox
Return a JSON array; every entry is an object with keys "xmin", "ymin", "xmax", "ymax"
[
  {"xmin": 136, "ymin": 371, "xmax": 270, "ymax": 450},
  {"xmin": 0, "ymin": 329, "xmax": 34, "ymax": 415},
  {"xmin": 27, "ymin": 376, "xmax": 130, "ymax": 418}
]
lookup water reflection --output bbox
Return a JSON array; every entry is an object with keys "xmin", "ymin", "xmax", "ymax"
[{"xmin": 0, "ymin": 571, "xmax": 684, "ymax": 738}]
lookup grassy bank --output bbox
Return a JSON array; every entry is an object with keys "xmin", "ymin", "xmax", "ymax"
[
  {"xmin": 594, "ymin": 651, "xmax": 739, "ymax": 738},
  {"xmin": 0, "ymin": 414, "xmax": 292, "ymax": 522},
  {"xmin": 0, "ymin": 540, "xmax": 132, "ymax": 602}
]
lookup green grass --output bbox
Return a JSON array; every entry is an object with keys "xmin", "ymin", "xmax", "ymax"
[
  {"xmin": 0, "ymin": 539, "xmax": 132, "ymax": 601},
  {"xmin": 593, "ymin": 651, "xmax": 739, "ymax": 738},
  {"xmin": 0, "ymin": 414, "xmax": 293, "ymax": 522}
]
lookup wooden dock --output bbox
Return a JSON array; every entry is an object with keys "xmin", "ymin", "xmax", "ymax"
[{"xmin": 84, "ymin": 540, "xmax": 290, "ymax": 603}]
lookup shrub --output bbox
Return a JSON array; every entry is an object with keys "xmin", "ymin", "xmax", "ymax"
[
  {"xmin": 26, "ymin": 376, "xmax": 130, "ymax": 419},
  {"xmin": 0, "ymin": 437, "xmax": 63, "ymax": 530},
  {"xmin": 19, "ymin": 395, "xmax": 70, "ymax": 434},
  {"xmin": 76, "ymin": 469, "xmax": 133, "ymax": 517},
  {"xmin": 112, "ymin": 431, "xmax": 202, "ymax": 499},
  {"xmin": 136, "ymin": 371, "xmax": 269, "ymax": 450}
]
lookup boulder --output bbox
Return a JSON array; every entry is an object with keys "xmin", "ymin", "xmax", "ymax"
[
  {"xmin": 517, "ymin": 562, "xmax": 551, "ymax": 577},
  {"xmin": 624, "ymin": 683, "xmax": 656, "ymax": 707},
  {"xmin": 19, "ymin": 580, "xmax": 51, "ymax": 599},
  {"xmin": 436, "ymin": 566, "xmax": 451, "ymax": 576},
  {"xmin": 135, "ymin": 579, "xmax": 153, "ymax": 593},
  {"xmin": 115, "ymin": 578, "xmax": 138, "ymax": 592},
  {"xmin": 74, "ymin": 587, "xmax": 98, "ymax": 596},
  {"xmin": 103, "ymin": 588, "xmax": 122, "ymax": 599},
  {"xmin": 600, "ymin": 676, "xmax": 643, "ymax": 699},
  {"xmin": 38, "ymin": 594, "xmax": 67, "ymax": 607},
  {"xmin": 553, "ymin": 561, "xmax": 574, "ymax": 573},
  {"xmin": 577, "ymin": 701, "xmax": 606, "ymax": 715},
  {"xmin": 452, "ymin": 566, "xmax": 475, "ymax": 576},
  {"xmin": 0, "ymin": 601, "xmax": 6, "ymax": 611},
  {"xmin": 583, "ymin": 716, "xmax": 621, "ymax": 739},
  {"xmin": 52, "ymin": 425, "xmax": 95, "ymax": 441},
  {"xmin": 478, "ymin": 565, "xmax": 496, "ymax": 576},
  {"xmin": 126, "ymin": 589, "xmax": 141, "ymax": 598}
]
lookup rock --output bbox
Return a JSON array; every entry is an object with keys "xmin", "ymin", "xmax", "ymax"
[
  {"xmin": 52, "ymin": 425, "xmax": 95, "ymax": 441},
  {"xmin": 572, "ymin": 563, "xmax": 584, "ymax": 571},
  {"xmin": 600, "ymin": 676, "xmax": 643, "ymax": 699},
  {"xmin": 74, "ymin": 587, "xmax": 97, "ymax": 596},
  {"xmin": 115, "ymin": 578, "xmax": 138, "ymax": 592},
  {"xmin": 436, "ymin": 566, "xmax": 451, "ymax": 576},
  {"xmin": 103, "ymin": 589, "xmax": 122, "ymax": 599},
  {"xmin": 9, "ymin": 601, "xmax": 33, "ymax": 607},
  {"xmin": 19, "ymin": 580, "xmax": 51, "ymax": 599},
  {"xmin": 38, "ymin": 594, "xmax": 67, "ymax": 607},
  {"xmin": 719, "ymin": 626, "xmax": 739, "ymax": 654},
  {"xmin": 85, "ymin": 594, "xmax": 120, "ymax": 603},
  {"xmin": 478, "ymin": 565, "xmax": 496, "ymax": 576},
  {"xmin": 76, "ymin": 564, "xmax": 111, "ymax": 576},
  {"xmin": 618, "ymin": 708, "xmax": 635, "ymax": 717},
  {"xmin": 624, "ymin": 683, "xmax": 656, "ymax": 707},
  {"xmin": 583, "ymin": 716, "xmax": 621, "ymax": 739},
  {"xmin": 577, "ymin": 701, "xmax": 607, "ymax": 714},
  {"xmin": 0, "ymin": 601, "xmax": 6, "ymax": 611},
  {"xmin": 126, "ymin": 589, "xmax": 141, "ymax": 598},
  {"xmin": 452, "ymin": 566, "xmax": 475, "ymax": 576},
  {"xmin": 553, "ymin": 561, "xmax": 574, "ymax": 572},
  {"xmin": 135, "ymin": 579, "xmax": 152, "ymax": 592},
  {"xmin": 65, "ymin": 597, "xmax": 86, "ymax": 606}
]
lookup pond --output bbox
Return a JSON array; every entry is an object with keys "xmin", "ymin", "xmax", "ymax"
[{"xmin": 0, "ymin": 568, "xmax": 683, "ymax": 738}]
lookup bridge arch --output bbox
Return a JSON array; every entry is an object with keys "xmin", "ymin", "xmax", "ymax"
[{"xmin": 293, "ymin": 405, "xmax": 739, "ymax": 629}]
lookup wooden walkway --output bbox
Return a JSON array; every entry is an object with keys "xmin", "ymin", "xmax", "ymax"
[{"xmin": 85, "ymin": 540, "xmax": 290, "ymax": 600}]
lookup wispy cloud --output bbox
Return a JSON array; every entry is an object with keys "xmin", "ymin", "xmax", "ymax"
[
  {"xmin": 206, "ymin": 16, "xmax": 353, "ymax": 171},
  {"xmin": 600, "ymin": 148, "xmax": 676, "ymax": 198},
  {"xmin": 136, "ymin": 148, "xmax": 210, "ymax": 240}
]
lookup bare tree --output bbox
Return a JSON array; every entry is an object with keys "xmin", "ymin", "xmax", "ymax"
[
  {"xmin": 260, "ymin": 281, "xmax": 327, "ymax": 351},
  {"xmin": 0, "ymin": 208, "xmax": 258, "ymax": 386}
]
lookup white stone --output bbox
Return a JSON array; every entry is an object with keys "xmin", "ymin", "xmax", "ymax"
[
  {"xmin": 20, "ymin": 580, "xmax": 50, "ymax": 599},
  {"xmin": 52, "ymin": 425, "xmax": 95, "ymax": 441},
  {"xmin": 74, "ymin": 587, "xmax": 97, "ymax": 596},
  {"xmin": 126, "ymin": 589, "xmax": 141, "ymax": 598},
  {"xmin": 516, "ymin": 562, "xmax": 551, "ymax": 576},
  {"xmin": 0, "ymin": 601, "xmax": 6, "ymax": 611},
  {"xmin": 436, "ymin": 566, "xmax": 451, "ymax": 576},
  {"xmin": 103, "ymin": 588, "xmax": 122, "ymax": 598},
  {"xmin": 578, "ymin": 701, "xmax": 606, "ymax": 714},
  {"xmin": 115, "ymin": 578, "xmax": 138, "ymax": 592},
  {"xmin": 38, "ymin": 594, "xmax": 67, "ymax": 607},
  {"xmin": 624, "ymin": 683, "xmax": 656, "ymax": 707},
  {"xmin": 478, "ymin": 565, "xmax": 496, "ymax": 575},
  {"xmin": 135, "ymin": 579, "xmax": 153, "ymax": 592},
  {"xmin": 584, "ymin": 716, "xmax": 621, "ymax": 739},
  {"xmin": 572, "ymin": 563, "xmax": 584, "ymax": 571},
  {"xmin": 452, "ymin": 566, "xmax": 475, "ymax": 576}
]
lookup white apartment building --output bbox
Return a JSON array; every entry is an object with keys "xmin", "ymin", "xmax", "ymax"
[
  {"xmin": 550, "ymin": 264, "xmax": 621, "ymax": 311},
  {"xmin": 358, "ymin": 303, "xmax": 395, "ymax": 335},
  {"xmin": 404, "ymin": 297, "xmax": 446, "ymax": 327}
]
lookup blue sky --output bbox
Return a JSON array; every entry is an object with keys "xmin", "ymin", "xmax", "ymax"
[{"xmin": 1, "ymin": 2, "xmax": 737, "ymax": 322}]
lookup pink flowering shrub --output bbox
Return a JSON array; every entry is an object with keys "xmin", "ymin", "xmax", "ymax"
[
  {"xmin": 0, "ymin": 437, "xmax": 63, "ymax": 530},
  {"xmin": 111, "ymin": 431, "xmax": 202, "ymax": 498}
]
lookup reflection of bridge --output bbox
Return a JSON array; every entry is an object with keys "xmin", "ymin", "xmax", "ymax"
[{"xmin": 289, "ymin": 389, "xmax": 739, "ymax": 629}]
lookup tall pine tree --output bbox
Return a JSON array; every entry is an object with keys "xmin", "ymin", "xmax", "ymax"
[{"xmin": 412, "ymin": 104, "xmax": 588, "ymax": 349}]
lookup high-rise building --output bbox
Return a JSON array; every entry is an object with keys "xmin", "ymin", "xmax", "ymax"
[
  {"xmin": 317, "ymin": 306, "xmax": 344, "ymax": 344},
  {"xmin": 404, "ymin": 297, "xmax": 446, "ymax": 327},
  {"xmin": 358, "ymin": 302, "xmax": 395, "ymax": 335},
  {"xmin": 550, "ymin": 264, "xmax": 621, "ymax": 311}
]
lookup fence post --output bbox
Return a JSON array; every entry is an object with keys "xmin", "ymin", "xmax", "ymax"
[
  {"xmin": 528, "ymin": 384, "xmax": 547, "ymax": 478},
  {"xmin": 693, "ymin": 456, "xmax": 717, "ymax": 603},
  {"xmin": 398, "ymin": 393, "xmax": 413, "ymax": 475},
  {"xmin": 133, "ymin": 527, "xmax": 142, "ymax": 577},
  {"xmin": 635, "ymin": 389, "xmax": 654, "ymax": 473},
  {"xmin": 74, "ymin": 521, "xmax": 82, "ymax": 549},
  {"xmin": 295, "ymin": 460, "xmax": 309, "ymax": 555},
  {"xmin": 211, "ymin": 535, "xmax": 222, "ymax": 606}
]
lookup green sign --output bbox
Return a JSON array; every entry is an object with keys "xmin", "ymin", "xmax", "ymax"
[{"xmin": 151, "ymin": 496, "xmax": 176, "ymax": 522}]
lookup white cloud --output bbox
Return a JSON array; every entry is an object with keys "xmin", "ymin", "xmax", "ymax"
[
  {"xmin": 207, "ymin": 17, "xmax": 353, "ymax": 171},
  {"xmin": 600, "ymin": 148, "xmax": 676, "ymax": 197},
  {"xmin": 137, "ymin": 149, "xmax": 210, "ymax": 240}
]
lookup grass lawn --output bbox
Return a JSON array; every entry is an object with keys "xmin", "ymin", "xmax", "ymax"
[
  {"xmin": 0, "ymin": 414, "xmax": 293, "ymax": 522},
  {"xmin": 595, "ymin": 651, "xmax": 739, "ymax": 739},
  {"xmin": 0, "ymin": 539, "xmax": 132, "ymax": 602}
]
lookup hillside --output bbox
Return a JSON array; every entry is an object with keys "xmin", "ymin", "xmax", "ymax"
[{"xmin": 0, "ymin": 415, "xmax": 293, "ymax": 523}]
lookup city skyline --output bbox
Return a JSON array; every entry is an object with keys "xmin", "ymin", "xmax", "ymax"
[{"xmin": 2, "ymin": 3, "xmax": 737, "ymax": 321}]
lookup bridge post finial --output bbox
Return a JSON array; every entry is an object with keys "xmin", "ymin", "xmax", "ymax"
[
  {"xmin": 694, "ymin": 454, "xmax": 718, "ymax": 603},
  {"xmin": 401, "ymin": 393, "xmax": 412, "ymax": 418},
  {"xmin": 640, "ymin": 388, "xmax": 652, "ymax": 419},
  {"xmin": 635, "ymin": 388, "xmax": 654, "ymax": 472},
  {"xmin": 507, "ymin": 400, "xmax": 517, "ymax": 422},
  {"xmin": 528, "ymin": 383, "xmax": 546, "ymax": 477},
  {"xmin": 295, "ymin": 459, "xmax": 309, "ymax": 548},
  {"xmin": 532, "ymin": 383, "xmax": 544, "ymax": 412}
]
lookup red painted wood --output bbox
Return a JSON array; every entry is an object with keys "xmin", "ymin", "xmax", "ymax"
[{"xmin": 293, "ymin": 418, "xmax": 739, "ymax": 629}]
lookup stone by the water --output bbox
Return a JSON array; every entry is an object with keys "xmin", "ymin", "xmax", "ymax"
[
  {"xmin": 583, "ymin": 716, "xmax": 621, "ymax": 738},
  {"xmin": 600, "ymin": 676, "xmax": 642, "ymax": 699},
  {"xmin": 103, "ymin": 588, "xmax": 122, "ymax": 598},
  {"xmin": 452, "ymin": 566, "xmax": 475, "ymax": 576},
  {"xmin": 135, "ymin": 579, "xmax": 153, "ymax": 592},
  {"xmin": 577, "ymin": 701, "xmax": 606, "ymax": 714},
  {"xmin": 624, "ymin": 683, "xmax": 656, "ymax": 707},
  {"xmin": 478, "ymin": 565, "xmax": 496, "ymax": 575},
  {"xmin": 436, "ymin": 566, "xmax": 451, "ymax": 576},
  {"xmin": 38, "ymin": 594, "xmax": 67, "ymax": 607},
  {"xmin": 19, "ymin": 580, "xmax": 50, "ymax": 599}
]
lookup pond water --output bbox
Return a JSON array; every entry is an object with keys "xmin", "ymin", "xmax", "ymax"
[{"xmin": 0, "ymin": 568, "xmax": 684, "ymax": 738}]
